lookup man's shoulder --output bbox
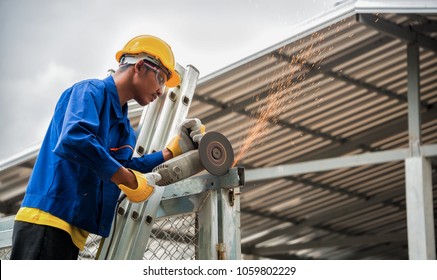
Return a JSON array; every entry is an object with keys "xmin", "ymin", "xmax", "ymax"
[
  {"xmin": 73, "ymin": 78, "xmax": 106, "ymax": 91},
  {"xmin": 70, "ymin": 78, "xmax": 110, "ymax": 102}
]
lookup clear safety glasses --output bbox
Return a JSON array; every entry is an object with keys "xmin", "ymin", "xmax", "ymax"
[{"xmin": 143, "ymin": 61, "xmax": 168, "ymax": 88}]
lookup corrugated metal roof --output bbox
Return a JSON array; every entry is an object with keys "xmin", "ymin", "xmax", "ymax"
[
  {"xmin": 186, "ymin": 2, "xmax": 437, "ymax": 260},
  {"xmin": 1, "ymin": 1, "xmax": 436, "ymax": 259}
]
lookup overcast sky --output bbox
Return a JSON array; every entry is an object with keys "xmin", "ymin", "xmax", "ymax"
[{"xmin": 0, "ymin": 0, "xmax": 341, "ymax": 162}]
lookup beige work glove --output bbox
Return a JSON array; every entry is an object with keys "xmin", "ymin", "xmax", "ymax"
[
  {"xmin": 118, "ymin": 169, "xmax": 161, "ymax": 203},
  {"xmin": 166, "ymin": 118, "xmax": 206, "ymax": 157}
]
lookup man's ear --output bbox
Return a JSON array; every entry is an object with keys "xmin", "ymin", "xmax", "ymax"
[{"xmin": 134, "ymin": 60, "xmax": 144, "ymax": 73}]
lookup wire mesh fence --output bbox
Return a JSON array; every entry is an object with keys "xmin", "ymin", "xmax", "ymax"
[
  {"xmin": 85, "ymin": 212, "xmax": 198, "ymax": 260},
  {"xmin": 144, "ymin": 213, "xmax": 198, "ymax": 260},
  {"xmin": 0, "ymin": 247, "xmax": 11, "ymax": 260},
  {"xmin": 78, "ymin": 234, "xmax": 101, "ymax": 260},
  {"xmin": 77, "ymin": 213, "xmax": 198, "ymax": 260}
]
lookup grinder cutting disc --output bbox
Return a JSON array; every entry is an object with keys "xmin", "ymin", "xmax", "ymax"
[{"xmin": 199, "ymin": 131, "xmax": 234, "ymax": 176}]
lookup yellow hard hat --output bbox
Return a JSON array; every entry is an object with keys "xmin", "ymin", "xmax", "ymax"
[{"xmin": 116, "ymin": 35, "xmax": 181, "ymax": 87}]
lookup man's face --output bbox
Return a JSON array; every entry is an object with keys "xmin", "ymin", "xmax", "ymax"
[{"xmin": 133, "ymin": 61, "xmax": 165, "ymax": 106}]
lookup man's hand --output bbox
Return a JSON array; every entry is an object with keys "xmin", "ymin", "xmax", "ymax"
[
  {"xmin": 166, "ymin": 118, "xmax": 206, "ymax": 157},
  {"xmin": 117, "ymin": 169, "xmax": 161, "ymax": 203}
]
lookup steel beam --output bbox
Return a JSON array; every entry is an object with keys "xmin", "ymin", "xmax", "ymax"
[
  {"xmin": 246, "ymin": 148, "xmax": 407, "ymax": 182},
  {"xmin": 358, "ymin": 14, "xmax": 437, "ymax": 53},
  {"xmin": 245, "ymin": 145, "xmax": 437, "ymax": 183}
]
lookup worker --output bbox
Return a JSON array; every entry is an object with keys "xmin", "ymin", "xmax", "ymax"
[{"xmin": 10, "ymin": 35, "xmax": 205, "ymax": 260}]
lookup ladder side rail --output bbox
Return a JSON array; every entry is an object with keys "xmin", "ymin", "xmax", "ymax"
[{"xmin": 97, "ymin": 86, "xmax": 168, "ymax": 259}]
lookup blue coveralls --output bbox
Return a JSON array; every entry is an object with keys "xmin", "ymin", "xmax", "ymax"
[{"xmin": 21, "ymin": 76, "xmax": 164, "ymax": 237}]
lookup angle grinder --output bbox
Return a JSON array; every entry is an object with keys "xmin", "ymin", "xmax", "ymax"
[{"xmin": 153, "ymin": 131, "xmax": 234, "ymax": 186}]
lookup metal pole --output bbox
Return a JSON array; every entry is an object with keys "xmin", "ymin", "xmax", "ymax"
[
  {"xmin": 197, "ymin": 191, "xmax": 218, "ymax": 260},
  {"xmin": 405, "ymin": 157, "xmax": 435, "ymax": 259},
  {"xmin": 407, "ymin": 42, "xmax": 421, "ymax": 157},
  {"xmin": 217, "ymin": 187, "xmax": 241, "ymax": 259},
  {"xmin": 404, "ymin": 42, "xmax": 435, "ymax": 259}
]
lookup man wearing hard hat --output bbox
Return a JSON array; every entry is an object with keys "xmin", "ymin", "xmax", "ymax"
[{"xmin": 10, "ymin": 35, "xmax": 205, "ymax": 260}]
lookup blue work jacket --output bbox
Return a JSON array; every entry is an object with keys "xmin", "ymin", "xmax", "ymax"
[{"xmin": 21, "ymin": 76, "xmax": 164, "ymax": 237}]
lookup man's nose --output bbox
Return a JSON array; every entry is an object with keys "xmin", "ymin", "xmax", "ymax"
[{"xmin": 157, "ymin": 88, "xmax": 164, "ymax": 97}]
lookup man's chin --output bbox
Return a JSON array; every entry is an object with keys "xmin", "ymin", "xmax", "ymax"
[{"xmin": 137, "ymin": 99, "xmax": 151, "ymax": 106}]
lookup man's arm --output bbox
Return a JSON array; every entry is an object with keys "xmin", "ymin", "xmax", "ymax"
[
  {"xmin": 111, "ymin": 166, "xmax": 138, "ymax": 189},
  {"xmin": 162, "ymin": 148, "xmax": 173, "ymax": 161},
  {"xmin": 53, "ymin": 82, "xmax": 122, "ymax": 181}
]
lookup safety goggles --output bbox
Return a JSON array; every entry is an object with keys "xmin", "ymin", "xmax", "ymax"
[{"xmin": 143, "ymin": 60, "xmax": 168, "ymax": 88}]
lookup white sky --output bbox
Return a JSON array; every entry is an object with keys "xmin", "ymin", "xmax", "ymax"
[{"xmin": 0, "ymin": 0, "xmax": 341, "ymax": 161}]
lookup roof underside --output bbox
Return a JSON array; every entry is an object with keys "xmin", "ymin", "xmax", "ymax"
[
  {"xmin": 1, "ymin": 4, "xmax": 436, "ymax": 260},
  {"xmin": 187, "ymin": 11, "xmax": 437, "ymax": 260}
]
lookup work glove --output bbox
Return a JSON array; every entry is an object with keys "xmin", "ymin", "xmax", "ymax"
[
  {"xmin": 166, "ymin": 118, "xmax": 206, "ymax": 157},
  {"xmin": 118, "ymin": 169, "xmax": 162, "ymax": 203}
]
